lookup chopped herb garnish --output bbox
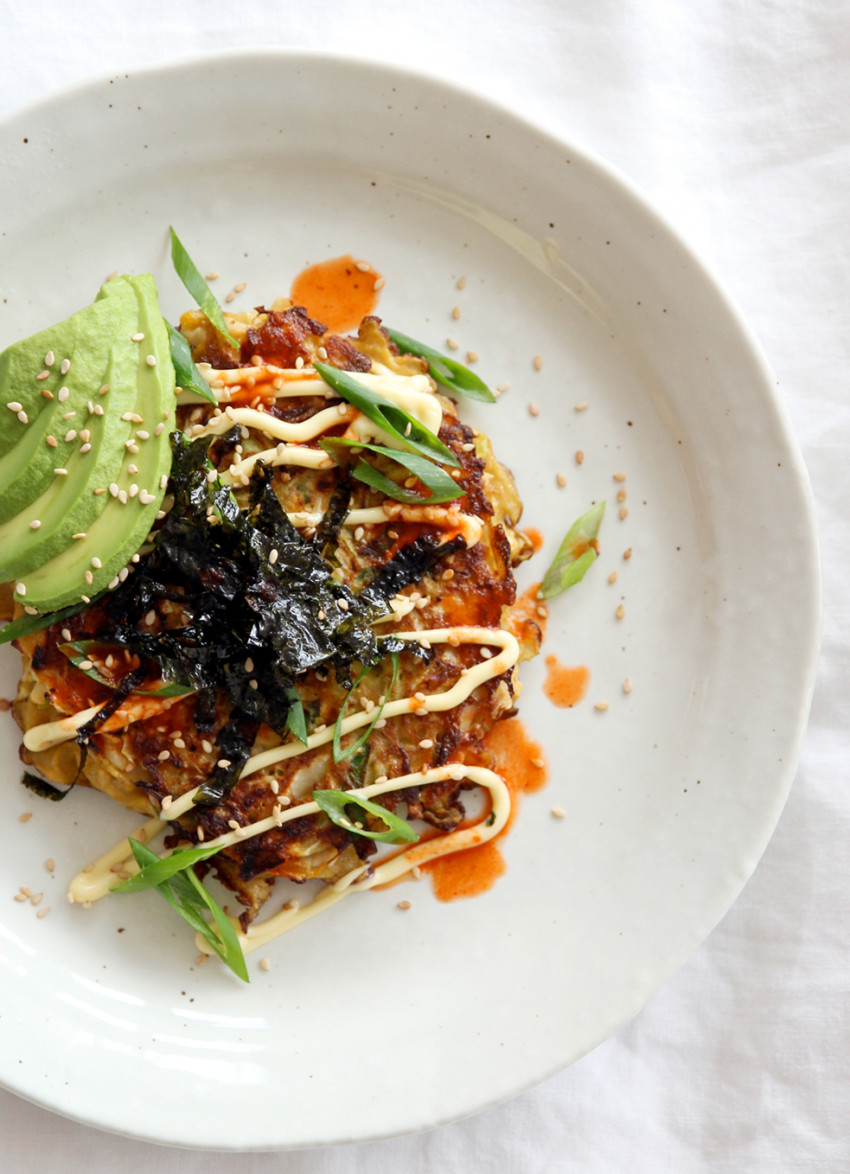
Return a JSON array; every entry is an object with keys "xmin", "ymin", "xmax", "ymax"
[
  {"xmin": 169, "ymin": 227, "xmax": 240, "ymax": 351},
  {"xmin": 332, "ymin": 652, "xmax": 400, "ymax": 763},
  {"xmin": 385, "ymin": 327, "xmax": 496, "ymax": 403},
  {"xmin": 118, "ymin": 838, "xmax": 249, "ymax": 982},
  {"xmin": 538, "ymin": 502, "xmax": 606, "ymax": 598},
  {"xmin": 312, "ymin": 787, "xmax": 419, "ymax": 844},
  {"xmin": 0, "ymin": 597, "xmax": 99, "ymax": 645},
  {"xmin": 58, "ymin": 640, "xmax": 195, "ymax": 698},
  {"xmin": 321, "ymin": 437, "xmax": 463, "ymax": 505},
  {"xmin": 313, "ymin": 361, "xmax": 459, "ymax": 467},
  {"xmin": 165, "ymin": 320, "xmax": 217, "ymax": 404}
]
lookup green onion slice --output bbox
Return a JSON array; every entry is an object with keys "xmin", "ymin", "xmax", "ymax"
[
  {"xmin": 312, "ymin": 787, "xmax": 419, "ymax": 844},
  {"xmin": 118, "ymin": 838, "xmax": 249, "ymax": 983},
  {"xmin": 538, "ymin": 502, "xmax": 606, "ymax": 599},
  {"xmin": 58, "ymin": 641, "xmax": 195, "ymax": 698},
  {"xmin": 385, "ymin": 328, "xmax": 496, "ymax": 403},
  {"xmin": 0, "ymin": 598, "xmax": 98, "ymax": 645},
  {"xmin": 320, "ymin": 438, "xmax": 463, "ymax": 505},
  {"xmin": 284, "ymin": 686, "xmax": 308, "ymax": 746},
  {"xmin": 313, "ymin": 361, "xmax": 459, "ymax": 467},
  {"xmin": 169, "ymin": 227, "xmax": 240, "ymax": 351},
  {"xmin": 332, "ymin": 652, "xmax": 400, "ymax": 763},
  {"xmin": 165, "ymin": 320, "xmax": 217, "ymax": 405}
]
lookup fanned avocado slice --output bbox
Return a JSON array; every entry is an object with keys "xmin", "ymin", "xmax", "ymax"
[
  {"xmin": 10, "ymin": 275, "xmax": 176, "ymax": 613},
  {"xmin": 0, "ymin": 287, "xmax": 133, "ymax": 522}
]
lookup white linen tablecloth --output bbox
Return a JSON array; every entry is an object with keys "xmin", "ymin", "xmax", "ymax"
[{"xmin": 0, "ymin": 2, "xmax": 846, "ymax": 1169}]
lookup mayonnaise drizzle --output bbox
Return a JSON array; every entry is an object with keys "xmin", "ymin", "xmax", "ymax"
[{"xmin": 67, "ymin": 626, "xmax": 519, "ymax": 909}]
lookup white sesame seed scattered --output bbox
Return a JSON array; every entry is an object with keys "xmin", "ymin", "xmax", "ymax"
[
  {"xmin": 99, "ymin": 383, "xmax": 110, "ymax": 396},
  {"xmin": 556, "ymin": 473, "xmax": 567, "ymax": 488},
  {"xmin": 205, "ymin": 271, "xmax": 219, "ymax": 281},
  {"xmin": 137, "ymin": 429, "xmax": 151, "ymax": 440},
  {"xmin": 619, "ymin": 506, "xmax": 629, "ymax": 520},
  {"xmin": 17, "ymin": 410, "xmax": 28, "ymax": 424},
  {"xmin": 60, "ymin": 358, "xmax": 71, "ymax": 375},
  {"xmin": 497, "ymin": 382, "xmax": 510, "ymax": 393},
  {"xmin": 45, "ymin": 351, "xmax": 55, "ymax": 366},
  {"xmin": 36, "ymin": 906, "xmax": 50, "ymax": 919},
  {"xmin": 575, "ymin": 401, "xmax": 588, "ymax": 412},
  {"xmin": 480, "ymin": 648, "xmax": 493, "ymax": 659},
  {"xmin": 173, "ymin": 738, "xmax": 186, "ymax": 750},
  {"xmin": 225, "ymin": 291, "xmax": 236, "ymax": 304},
  {"xmin": 23, "ymin": 605, "xmax": 38, "ymax": 615},
  {"xmin": 93, "ymin": 404, "xmax": 104, "ymax": 416},
  {"xmin": 337, "ymin": 598, "xmax": 349, "ymax": 611},
  {"xmin": 594, "ymin": 700, "xmax": 609, "ymax": 712},
  {"xmin": 155, "ymin": 423, "xmax": 165, "ymax": 437},
  {"xmin": 118, "ymin": 490, "xmax": 128, "ymax": 505},
  {"xmin": 84, "ymin": 571, "xmax": 94, "ymax": 586},
  {"xmin": 295, "ymin": 356, "xmax": 305, "ymax": 369},
  {"xmin": 373, "ymin": 276, "xmax": 385, "ymax": 291},
  {"xmin": 129, "ymin": 484, "xmax": 139, "ymax": 499},
  {"xmin": 63, "ymin": 411, "xmax": 76, "ymax": 420},
  {"xmin": 28, "ymin": 519, "xmax": 41, "ymax": 530},
  {"xmin": 269, "ymin": 548, "xmax": 279, "ymax": 565},
  {"xmin": 157, "ymin": 750, "xmax": 170, "ymax": 761},
  {"xmin": 533, "ymin": 355, "xmax": 543, "ymax": 371},
  {"xmin": 234, "ymin": 281, "xmax": 247, "ymax": 293},
  {"xmin": 576, "ymin": 450, "xmax": 584, "ymax": 465},
  {"xmin": 528, "ymin": 403, "xmax": 540, "ymax": 417},
  {"xmin": 81, "ymin": 593, "xmax": 91, "ymax": 603},
  {"xmin": 355, "ymin": 260, "xmax": 371, "ymax": 272},
  {"xmin": 6, "ymin": 401, "xmax": 22, "ymax": 412},
  {"xmin": 19, "ymin": 812, "xmax": 32, "ymax": 823},
  {"xmin": 54, "ymin": 467, "xmax": 69, "ymax": 476},
  {"xmin": 446, "ymin": 338, "xmax": 459, "ymax": 350},
  {"xmin": 418, "ymin": 738, "xmax": 434, "ymax": 749},
  {"xmin": 145, "ymin": 354, "xmax": 157, "ymax": 367},
  {"xmin": 259, "ymin": 957, "xmax": 272, "ymax": 972},
  {"xmin": 617, "ymin": 488, "xmax": 627, "ymax": 504},
  {"xmin": 118, "ymin": 567, "xmax": 129, "ymax": 582},
  {"xmin": 16, "ymin": 582, "xmax": 26, "ymax": 597},
  {"xmin": 78, "ymin": 658, "xmax": 94, "ymax": 670},
  {"xmin": 131, "ymin": 332, "xmax": 145, "ymax": 342},
  {"xmin": 616, "ymin": 604, "xmax": 626, "ymax": 620},
  {"xmin": 452, "ymin": 306, "xmax": 461, "ymax": 320},
  {"xmin": 551, "ymin": 806, "xmax": 567, "ymax": 819},
  {"xmin": 466, "ymin": 350, "xmax": 479, "ymax": 363},
  {"xmin": 58, "ymin": 387, "xmax": 69, "ymax": 403},
  {"xmin": 90, "ymin": 557, "xmax": 102, "ymax": 570},
  {"xmin": 397, "ymin": 900, "xmax": 412, "ymax": 911},
  {"xmin": 63, "ymin": 429, "xmax": 76, "ymax": 443},
  {"xmin": 218, "ymin": 759, "xmax": 232, "ymax": 770}
]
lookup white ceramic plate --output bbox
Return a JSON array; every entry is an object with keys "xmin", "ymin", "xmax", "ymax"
[{"xmin": 0, "ymin": 51, "xmax": 820, "ymax": 1149}]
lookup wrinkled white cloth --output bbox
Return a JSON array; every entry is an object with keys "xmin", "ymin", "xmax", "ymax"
[{"xmin": 0, "ymin": 2, "xmax": 846, "ymax": 1170}]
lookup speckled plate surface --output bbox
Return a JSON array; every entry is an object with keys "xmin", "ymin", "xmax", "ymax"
[{"xmin": 0, "ymin": 51, "xmax": 820, "ymax": 1149}]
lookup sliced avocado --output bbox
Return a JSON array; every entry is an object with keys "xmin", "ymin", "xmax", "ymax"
[
  {"xmin": 0, "ymin": 286, "xmax": 135, "ymax": 522},
  {"xmin": 0, "ymin": 328, "xmax": 140, "ymax": 579},
  {"xmin": 10, "ymin": 275, "xmax": 176, "ymax": 613}
]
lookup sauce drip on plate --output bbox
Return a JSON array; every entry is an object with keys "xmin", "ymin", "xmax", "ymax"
[
  {"xmin": 290, "ymin": 254, "xmax": 382, "ymax": 334},
  {"xmin": 543, "ymin": 655, "xmax": 589, "ymax": 708}
]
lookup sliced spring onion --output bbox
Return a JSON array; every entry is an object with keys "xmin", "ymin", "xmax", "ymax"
[
  {"xmin": 284, "ymin": 686, "xmax": 308, "ymax": 746},
  {"xmin": 165, "ymin": 320, "xmax": 217, "ymax": 405},
  {"xmin": 58, "ymin": 641, "xmax": 195, "ymax": 698},
  {"xmin": 538, "ymin": 502, "xmax": 606, "ymax": 599},
  {"xmin": 320, "ymin": 437, "xmax": 463, "ymax": 505},
  {"xmin": 385, "ymin": 327, "xmax": 496, "ymax": 403},
  {"xmin": 332, "ymin": 652, "xmax": 400, "ymax": 763},
  {"xmin": 119, "ymin": 838, "xmax": 249, "ymax": 983},
  {"xmin": 0, "ymin": 598, "xmax": 97, "ymax": 645},
  {"xmin": 312, "ymin": 786, "xmax": 419, "ymax": 844},
  {"xmin": 313, "ymin": 361, "xmax": 459, "ymax": 467},
  {"xmin": 169, "ymin": 227, "xmax": 240, "ymax": 351}
]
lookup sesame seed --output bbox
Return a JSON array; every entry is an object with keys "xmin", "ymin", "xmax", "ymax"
[
  {"xmin": 451, "ymin": 306, "xmax": 461, "ymax": 320},
  {"xmin": 531, "ymin": 757, "xmax": 546, "ymax": 769},
  {"xmin": 317, "ymin": 345, "xmax": 328, "ymax": 361},
  {"xmin": 269, "ymin": 548, "xmax": 279, "ymax": 565},
  {"xmin": 461, "ymin": 442, "xmax": 475, "ymax": 453},
  {"xmin": 173, "ymin": 738, "xmax": 186, "ymax": 750},
  {"xmin": 13, "ymin": 894, "xmax": 27, "ymax": 903},
  {"xmin": 575, "ymin": 450, "xmax": 584, "ymax": 465},
  {"xmin": 145, "ymin": 354, "xmax": 157, "ymax": 367},
  {"xmin": 497, "ymin": 381, "xmax": 510, "ymax": 393},
  {"xmin": 480, "ymin": 648, "xmax": 493, "ymax": 659},
  {"xmin": 58, "ymin": 387, "xmax": 69, "ymax": 403},
  {"xmin": 205, "ymin": 270, "xmax": 219, "ymax": 281},
  {"xmin": 45, "ymin": 351, "xmax": 55, "ymax": 366},
  {"xmin": 418, "ymin": 738, "xmax": 434, "ymax": 749},
  {"xmin": 19, "ymin": 812, "xmax": 32, "ymax": 823},
  {"xmin": 160, "ymin": 795, "xmax": 173, "ymax": 811},
  {"xmin": 92, "ymin": 404, "xmax": 104, "ymax": 416},
  {"xmin": 131, "ymin": 332, "xmax": 145, "ymax": 342},
  {"xmin": 28, "ymin": 519, "xmax": 41, "ymax": 530},
  {"xmin": 139, "ymin": 491, "xmax": 156, "ymax": 505},
  {"xmin": 23, "ymin": 605, "xmax": 38, "ymax": 615},
  {"xmin": 617, "ymin": 488, "xmax": 627, "ymax": 504},
  {"xmin": 355, "ymin": 260, "xmax": 371, "ymax": 272},
  {"xmin": 129, "ymin": 484, "xmax": 138, "ymax": 499},
  {"xmin": 81, "ymin": 594, "xmax": 91, "ymax": 603},
  {"xmin": 446, "ymin": 338, "xmax": 459, "ymax": 350},
  {"xmin": 17, "ymin": 410, "xmax": 28, "ymax": 424},
  {"xmin": 295, "ymin": 356, "xmax": 305, "ymax": 369},
  {"xmin": 218, "ymin": 759, "xmax": 232, "ymax": 770},
  {"xmin": 466, "ymin": 350, "xmax": 479, "ymax": 363},
  {"xmin": 98, "ymin": 383, "xmax": 110, "ymax": 396},
  {"xmin": 118, "ymin": 490, "xmax": 128, "ymax": 504},
  {"xmin": 397, "ymin": 900, "xmax": 412, "ymax": 911},
  {"xmin": 196, "ymin": 826, "xmax": 205, "ymax": 841},
  {"xmin": 36, "ymin": 906, "xmax": 50, "ymax": 919},
  {"xmin": 16, "ymin": 582, "xmax": 26, "ymax": 596},
  {"xmin": 619, "ymin": 506, "xmax": 629, "ymax": 520},
  {"xmin": 616, "ymin": 603, "xmax": 625, "ymax": 620},
  {"xmin": 575, "ymin": 401, "xmax": 588, "ymax": 412},
  {"xmin": 80, "ymin": 443, "xmax": 91, "ymax": 453},
  {"xmin": 533, "ymin": 355, "xmax": 543, "ymax": 371},
  {"xmin": 90, "ymin": 557, "xmax": 102, "ymax": 569},
  {"xmin": 64, "ymin": 429, "xmax": 76, "ymax": 443},
  {"xmin": 84, "ymin": 571, "xmax": 93, "ymax": 586},
  {"xmin": 337, "ymin": 598, "xmax": 349, "ymax": 611},
  {"xmin": 613, "ymin": 472, "xmax": 626, "ymax": 482},
  {"xmin": 373, "ymin": 276, "xmax": 385, "ymax": 291},
  {"xmin": 62, "ymin": 411, "xmax": 76, "ymax": 420},
  {"xmin": 623, "ymin": 547, "xmax": 633, "ymax": 560},
  {"xmin": 551, "ymin": 806, "xmax": 566, "ymax": 819},
  {"xmin": 118, "ymin": 567, "xmax": 129, "ymax": 582},
  {"xmin": 594, "ymin": 701, "xmax": 609, "ymax": 712},
  {"xmin": 41, "ymin": 389, "xmax": 53, "ymax": 399},
  {"xmin": 60, "ymin": 358, "xmax": 71, "ymax": 375},
  {"xmin": 556, "ymin": 473, "xmax": 567, "ymax": 488},
  {"xmin": 6, "ymin": 401, "xmax": 22, "ymax": 412},
  {"xmin": 623, "ymin": 678, "xmax": 633, "ymax": 694},
  {"xmin": 528, "ymin": 403, "xmax": 539, "ymax": 417},
  {"xmin": 46, "ymin": 858, "xmax": 55, "ymax": 871},
  {"xmin": 259, "ymin": 957, "xmax": 272, "ymax": 972},
  {"xmin": 157, "ymin": 750, "xmax": 170, "ymax": 761},
  {"xmin": 234, "ymin": 282, "xmax": 246, "ymax": 293},
  {"xmin": 31, "ymin": 891, "xmax": 43, "ymax": 906}
]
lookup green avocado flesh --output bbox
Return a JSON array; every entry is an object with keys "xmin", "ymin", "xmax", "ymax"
[{"xmin": 0, "ymin": 275, "xmax": 176, "ymax": 613}]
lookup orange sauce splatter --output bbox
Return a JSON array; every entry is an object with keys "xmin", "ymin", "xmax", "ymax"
[
  {"xmin": 522, "ymin": 526, "xmax": 545, "ymax": 553},
  {"xmin": 290, "ymin": 254, "xmax": 382, "ymax": 334},
  {"xmin": 424, "ymin": 719, "xmax": 548, "ymax": 902},
  {"xmin": 505, "ymin": 581, "xmax": 548, "ymax": 647},
  {"xmin": 543, "ymin": 655, "xmax": 589, "ymax": 708}
]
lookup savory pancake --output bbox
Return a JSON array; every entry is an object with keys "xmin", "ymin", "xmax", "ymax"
[{"xmin": 9, "ymin": 303, "xmax": 541, "ymax": 930}]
